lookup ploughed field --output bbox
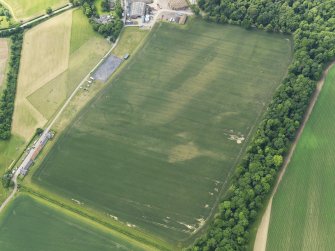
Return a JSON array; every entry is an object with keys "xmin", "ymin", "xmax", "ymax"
[
  {"xmin": 267, "ymin": 65, "xmax": 335, "ymax": 251},
  {"xmin": 32, "ymin": 19, "xmax": 292, "ymax": 242},
  {"xmin": 0, "ymin": 195, "xmax": 145, "ymax": 251}
]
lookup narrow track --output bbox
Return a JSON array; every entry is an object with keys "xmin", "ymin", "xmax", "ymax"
[{"xmin": 253, "ymin": 62, "xmax": 335, "ymax": 251}]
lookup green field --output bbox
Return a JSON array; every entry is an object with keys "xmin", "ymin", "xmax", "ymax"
[
  {"xmin": 113, "ymin": 27, "xmax": 149, "ymax": 58},
  {"xmin": 0, "ymin": 194, "xmax": 147, "ymax": 250},
  {"xmin": 0, "ymin": 16, "xmax": 10, "ymax": 28},
  {"xmin": 95, "ymin": 0, "xmax": 108, "ymax": 15},
  {"xmin": 2, "ymin": 0, "xmax": 68, "ymax": 20},
  {"xmin": 32, "ymin": 19, "xmax": 292, "ymax": 243},
  {"xmin": 266, "ymin": 65, "xmax": 335, "ymax": 250}
]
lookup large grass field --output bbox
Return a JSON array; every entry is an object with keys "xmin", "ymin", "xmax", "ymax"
[
  {"xmin": 1, "ymin": 0, "xmax": 68, "ymax": 20},
  {"xmin": 266, "ymin": 65, "xmax": 335, "ymax": 250},
  {"xmin": 32, "ymin": 19, "xmax": 292, "ymax": 243},
  {"xmin": 12, "ymin": 9, "xmax": 110, "ymax": 141},
  {"xmin": 0, "ymin": 194, "xmax": 148, "ymax": 250}
]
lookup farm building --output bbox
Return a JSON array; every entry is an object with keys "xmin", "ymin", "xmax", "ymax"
[
  {"xmin": 130, "ymin": 2, "xmax": 146, "ymax": 18},
  {"xmin": 168, "ymin": 0, "xmax": 188, "ymax": 10},
  {"xmin": 19, "ymin": 131, "xmax": 54, "ymax": 176}
]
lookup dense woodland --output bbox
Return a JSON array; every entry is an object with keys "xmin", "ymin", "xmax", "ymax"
[
  {"xmin": 70, "ymin": 0, "xmax": 123, "ymax": 41},
  {"xmin": 0, "ymin": 33, "xmax": 23, "ymax": 140},
  {"xmin": 188, "ymin": 1, "xmax": 335, "ymax": 250}
]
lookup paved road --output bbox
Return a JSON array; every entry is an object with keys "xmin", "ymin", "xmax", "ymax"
[{"xmin": 0, "ymin": 38, "xmax": 120, "ymax": 214}]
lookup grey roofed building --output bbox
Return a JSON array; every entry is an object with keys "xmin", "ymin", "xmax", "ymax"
[
  {"xmin": 168, "ymin": 0, "xmax": 188, "ymax": 10},
  {"xmin": 130, "ymin": 1, "xmax": 146, "ymax": 18}
]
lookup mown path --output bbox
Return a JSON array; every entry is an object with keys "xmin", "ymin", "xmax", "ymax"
[{"xmin": 253, "ymin": 62, "xmax": 335, "ymax": 251}]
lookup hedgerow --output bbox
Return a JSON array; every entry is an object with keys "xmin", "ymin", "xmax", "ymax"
[
  {"xmin": 188, "ymin": 1, "xmax": 335, "ymax": 250},
  {"xmin": 0, "ymin": 32, "xmax": 23, "ymax": 139}
]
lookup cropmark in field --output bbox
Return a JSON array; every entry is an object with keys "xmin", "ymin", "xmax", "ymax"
[
  {"xmin": 266, "ymin": 65, "xmax": 335, "ymax": 251},
  {"xmin": 33, "ymin": 19, "xmax": 292, "ymax": 244}
]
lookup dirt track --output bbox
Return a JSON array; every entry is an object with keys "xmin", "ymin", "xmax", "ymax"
[{"xmin": 253, "ymin": 62, "xmax": 335, "ymax": 251}]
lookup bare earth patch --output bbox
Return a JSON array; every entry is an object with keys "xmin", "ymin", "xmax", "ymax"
[{"xmin": 168, "ymin": 142, "xmax": 201, "ymax": 162}]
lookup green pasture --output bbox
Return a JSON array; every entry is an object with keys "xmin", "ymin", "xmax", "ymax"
[
  {"xmin": 32, "ymin": 19, "xmax": 292, "ymax": 243},
  {"xmin": 267, "ymin": 65, "xmax": 335, "ymax": 251},
  {"xmin": 113, "ymin": 27, "xmax": 149, "ymax": 58},
  {"xmin": 0, "ymin": 194, "xmax": 146, "ymax": 250},
  {"xmin": 2, "ymin": 0, "xmax": 68, "ymax": 20},
  {"xmin": 0, "ymin": 16, "xmax": 10, "ymax": 28},
  {"xmin": 95, "ymin": 0, "xmax": 108, "ymax": 15},
  {"xmin": 69, "ymin": 8, "xmax": 101, "ymax": 54}
]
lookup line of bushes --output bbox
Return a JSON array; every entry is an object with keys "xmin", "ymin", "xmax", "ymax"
[
  {"xmin": 0, "ymin": 32, "xmax": 23, "ymax": 140},
  {"xmin": 188, "ymin": 1, "xmax": 335, "ymax": 250},
  {"xmin": 70, "ymin": 0, "xmax": 123, "ymax": 42}
]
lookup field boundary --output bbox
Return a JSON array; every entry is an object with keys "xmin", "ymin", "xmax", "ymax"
[
  {"xmin": 19, "ymin": 185, "xmax": 173, "ymax": 251},
  {"xmin": 253, "ymin": 61, "xmax": 335, "ymax": 251}
]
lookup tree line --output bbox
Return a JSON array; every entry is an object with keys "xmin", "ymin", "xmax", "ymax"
[
  {"xmin": 0, "ymin": 32, "xmax": 23, "ymax": 140},
  {"xmin": 70, "ymin": 0, "xmax": 123, "ymax": 42},
  {"xmin": 188, "ymin": 0, "xmax": 335, "ymax": 250}
]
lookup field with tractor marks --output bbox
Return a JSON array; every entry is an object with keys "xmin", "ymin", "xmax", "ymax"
[
  {"xmin": 266, "ymin": 65, "xmax": 335, "ymax": 251},
  {"xmin": 32, "ymin": 19, "xmax": 292, "ymax": 244}
]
